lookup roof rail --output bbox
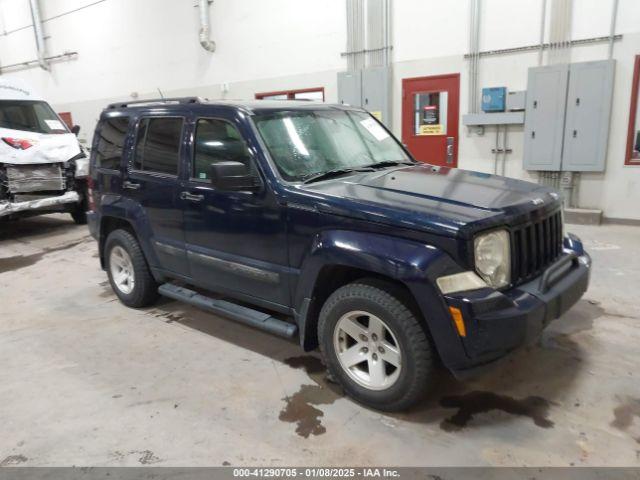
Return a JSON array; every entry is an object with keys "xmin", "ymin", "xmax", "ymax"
[{"xmin": 107, "ymin": 96, "xmax": 208, "ymax": 109}]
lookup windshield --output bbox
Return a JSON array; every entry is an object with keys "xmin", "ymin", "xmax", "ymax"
[
  {"xmin": 253, "ymin": 109, "xmax": 412, "ymax": 182},
  {"xmin": 0, "ymin": 100, "xmax": 68, "ymax": 134}
]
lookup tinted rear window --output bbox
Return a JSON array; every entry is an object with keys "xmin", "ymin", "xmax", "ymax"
[
  {"xmin": 94, "ymin": 117, "xmax": 129, "ymax": 170},
  {"xmin": 133, "ymin": 117, "xmax": 183, "ymax": 175},
  {"xmin": 0, "ymin": 100, "xmax": 68, "ymax": 134}
]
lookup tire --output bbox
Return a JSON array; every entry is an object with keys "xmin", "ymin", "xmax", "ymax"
[
  {"xmin": 70, "ymin": 187, "xmax": 88, "ymax": 224},
  {"xmin": 70, "ymin": 209, "xmax": 87, "ymax": 225},
  {"xmin": 105, "ymin": 229, "xmax": 159, "ymax": 308},
  {"xmin": 318, "ymin": 281, "xmax": 435, "ymax": 411}
]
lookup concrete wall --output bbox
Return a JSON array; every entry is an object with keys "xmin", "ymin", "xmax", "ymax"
[{"xmin": 0, "ymin": 0, "xmax": 639, "ymax": 219}]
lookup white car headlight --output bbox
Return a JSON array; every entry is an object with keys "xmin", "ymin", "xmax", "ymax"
[{"xmin": 474, "ymin": 229, "xmax": 511, "ymax": 288}]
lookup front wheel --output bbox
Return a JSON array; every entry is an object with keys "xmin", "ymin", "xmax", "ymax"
[
  {"xmin": 105, "ymin": 229, "xmax": 159, "ymax": 308},
  {"xmin": 318, "ymin": 282, "xmax": 435, "ymax": 411}
]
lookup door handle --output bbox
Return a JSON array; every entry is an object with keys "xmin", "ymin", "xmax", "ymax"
[
  {"xmin": 446, "ymin": 137, "xmax": 455, "ymax": 164},
  {"xmin": 180, "ymin": 191, "xmax": 204, "ymax": 203},
  {"xmin": 123, "ymin": 180, "xmax": 141, "ymax": 190}
]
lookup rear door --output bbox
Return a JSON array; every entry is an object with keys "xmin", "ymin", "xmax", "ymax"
[
  {"xmin": 402, "ymin": 74, "xmax": 460, "ymax": 167},
  {"xmin": 123, "ymin": 114, "xmax": 189, "ymax": 277}
]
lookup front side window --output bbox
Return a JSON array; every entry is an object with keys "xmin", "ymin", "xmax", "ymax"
[
  {"xmin": 133, "ymin": 117, "xmax": 183, "ymax": 175},
  {"xmin": 253, "ymin": 110, "xmax": 411, "ymax": 181},
  {"xmin": 0, "ymin": 100, "xmax": 68, "ymax": 134},
  {"xmin": 192, "ymin": 118, "xmax": 251, "ymax": 181},
  {"xmin": 95, "ymin": 117, "xmax": 129, "ymax": 170}
]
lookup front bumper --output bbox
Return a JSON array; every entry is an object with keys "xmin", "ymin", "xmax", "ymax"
[
  {"xmin": 443, "ymin": 248, "xmax": 591, "ymax": 378},
  {"xmin": 0, "ymin": 191, "xmax": 80, "ymax": 218}
]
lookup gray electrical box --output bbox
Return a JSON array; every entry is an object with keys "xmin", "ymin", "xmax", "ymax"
[
  {"xmin": 338, "ymin": 67, "xmax": 391, "ymax": 127},
  {"xmin": 506, "ymin": 90, "xmax": 526, "ymax": 111},
  {"xmin": 523, "ymin": 60, "xmax": 615, "ymax": 173},
  {"xmin": 523, "ymin": 64, "xmax": 569, "ymax": 171},
  {"xmin": 362, "ymin": 66, "xmax": 391, "ymax": 126},
  {"xmin": 562, "ymin": 60, "xmax": 615, "ymax": 172},
  {"xmin": 337, "ymin": 70, "xmax": 362, "ymax": 107}
]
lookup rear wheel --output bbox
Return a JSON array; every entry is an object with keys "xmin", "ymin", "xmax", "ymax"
[
  {"xmin": 105, "ymin": 229, "xmax": 159, "ymax": 308},
  {"xmin": 318, "ymin": 281, "xmax": 435, "ymax": 411}
]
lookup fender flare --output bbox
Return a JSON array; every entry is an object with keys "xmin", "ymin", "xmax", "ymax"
[
  {"xmin": 98, "ymin": 197, "xmax": 161, "ymax": 273},
  {"xmin": 294, "ymin": 230, "xmax": 469, "ymax": 366}
]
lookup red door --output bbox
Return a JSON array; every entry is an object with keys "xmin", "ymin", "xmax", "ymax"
[{"xmin": 402, "ymin": 74, "xmax": 460, "ymax": 167}]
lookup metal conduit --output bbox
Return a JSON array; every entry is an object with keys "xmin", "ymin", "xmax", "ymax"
[
  {"xmin": 608, "ymin": 0, "xmax": 619, "ymax": 59},
  {"xmin": 198, "ymin": 0, "xmax": 216, "ymax": 52},
  {"xmin": 28, "ymin": 0, "xmax": 48, "ymax": 70}
]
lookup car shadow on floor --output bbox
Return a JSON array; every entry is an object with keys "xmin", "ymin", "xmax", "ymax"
[
  {"xmin": 0, "ymin": 214, "xmax": 81, "ymax": 242},
  {"xmin": 140, "ymin": 294, "xmax": 593, "ymax": 435}
]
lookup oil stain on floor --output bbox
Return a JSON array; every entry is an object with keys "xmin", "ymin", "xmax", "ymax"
[
  {"xmin": 439, "ymin": 391, "xmax": 555, "ymax": 431},
  {"xmin": 279, "ymin": 356, "xmax": 343, "ymax": 438},
  {"xmin": 611, "ymin": 397, "xmax": 640, "ymax": 444},
  {"xmin": 0, "ymin": 237, "xmax": 91, "ymax": 274}
]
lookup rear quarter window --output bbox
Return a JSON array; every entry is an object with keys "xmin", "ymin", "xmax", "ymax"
[{"xmin": 94, "ymin": 117, "xmax": 130, "ymax": 170}]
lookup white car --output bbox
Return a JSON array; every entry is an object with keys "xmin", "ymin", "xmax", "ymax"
[{"xmin": 0, "ymin": 79, "xmax": 88, "ymax": 223}]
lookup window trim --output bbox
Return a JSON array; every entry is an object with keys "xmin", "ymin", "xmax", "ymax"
[
  {"xmin": 94, "ymin": 115, "xmax": 130, "ymax": 172},
  {"xmin": 625, "ymin": 55, "xmax": 640, "ymax": 166},
  {"xmin": 190, "ymin": 116, "xmax": 256, "ymax": 184},
  {"xmin": 129, "ymin": 115, "xmax": 185, "ymax": 178},
  {"xmin": 255, "ymin": 87, "xmax": 325, "ymax": 101}
]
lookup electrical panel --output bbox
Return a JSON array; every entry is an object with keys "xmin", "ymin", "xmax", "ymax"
[
  {"xmin": 523, "ymin": 60, "xmax": 615, "ymax": 173},
  {"xmin": 506, "ymin": 91, "xmax": 526, "ymax": 111},
  {"xmin": 523, "ymin": 64, "xmax": 569, "ymax": 171},
  {"xmin": 481, "ymin": 87, "xmax": 506, "ymax": 112},
  {"xmin": 562, "ymin": 60, "xmax": 615, "ymax": 172},
  {"xmin": 338, "ymin": 67, "xmax": 391, "ymax": 127},
  {"xmin": 337, "ymin": 70, "xmax": 362, "ymax": 107},
  {"xmin": 362, "ymin": 67, "xmax": 391, "ymax": 125}
]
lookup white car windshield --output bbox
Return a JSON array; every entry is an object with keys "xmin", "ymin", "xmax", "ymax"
[
  {"xmin": 0, "ymin": 100, "xmax": 68, "ymax": 134},
  {"xmin": 253, "ymin": 109, "xmax": 412, "ymax": 182}
]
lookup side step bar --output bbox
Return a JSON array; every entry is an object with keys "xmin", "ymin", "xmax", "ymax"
[{"xmin": 158, "ymin": 284, "xmax": 298, "ymax": 339}]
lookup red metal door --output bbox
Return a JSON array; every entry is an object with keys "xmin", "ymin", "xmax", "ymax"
[{"xmin": 402, "ymin": 74, "xmax": 460, "ymax": 167}]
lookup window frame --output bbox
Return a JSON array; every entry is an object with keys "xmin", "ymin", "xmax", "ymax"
[
  {"xmin": 625, "ymin": 55, "xmax": 640, "ymax": 166},
  {"xmin": 129, "ymin": 115, "xmax": 185, "ymax": 178},
  {"xmin": 255, "ymin": 87, "xmax": 325, "ymax": 101},
  {"xmin": 94, "ymin": 115, "xmax": 131, "ymax": 172},
  {"xmin": 190, "ymin": 116, "xmax": 257, "ymax": 184}
]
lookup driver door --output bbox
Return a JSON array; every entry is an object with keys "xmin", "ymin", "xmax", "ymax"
[{"xmin": 181, "ymin": 112, "xmax": 290, "ymax": 309}]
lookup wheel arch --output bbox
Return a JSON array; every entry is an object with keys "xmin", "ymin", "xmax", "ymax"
[{"xmin": 294, "ymin": 230, "xmax": 459, "ymax": 358}]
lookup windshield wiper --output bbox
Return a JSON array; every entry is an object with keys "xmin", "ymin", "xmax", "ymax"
[
  {"xmin": 301, "ymin": 167, "xmax": 375, "ymax": 184},
  {"xmin": 366, "ymin": 160, "xmax": 416, "ymax": 169}
]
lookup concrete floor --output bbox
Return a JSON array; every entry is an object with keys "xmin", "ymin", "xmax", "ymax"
[{"xmin": 0, "ymin": 214, "xmax": 639, "ymax": 467}]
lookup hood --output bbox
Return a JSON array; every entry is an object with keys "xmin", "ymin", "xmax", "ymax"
[
  {"xmin": 0, "ymin": 128, "xmax": 81, "ymax": 165},
  {"xmin": 297, "ymin": 164, "xmax": 560, "ymax": 238}
]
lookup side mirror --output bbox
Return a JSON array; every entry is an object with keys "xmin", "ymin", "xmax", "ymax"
[
  {"xmin": 210, "ymin": 161, "xmax": 260, "ymax": 191},
  {"xmin": 71, "ymin": 125, "xmax": 81, "ymax": 136}
]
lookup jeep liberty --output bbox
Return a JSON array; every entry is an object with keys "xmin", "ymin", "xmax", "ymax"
[{"xmin": 88, "ymin": 97, "xmax": 591, "ymax": 411}]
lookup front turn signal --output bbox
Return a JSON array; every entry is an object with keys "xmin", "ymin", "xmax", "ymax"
[{"xmin": 449, "ymin": 306, "xmax": 466, "ymax": 337}]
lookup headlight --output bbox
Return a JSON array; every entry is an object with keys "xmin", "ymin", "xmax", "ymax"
[{"xmin": 474, "ymin": 229, "xmax": 510, "ymax": 288}]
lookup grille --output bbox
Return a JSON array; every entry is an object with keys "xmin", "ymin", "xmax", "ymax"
[
  {"xmin": 511, "ymin": 210, "xmax": 563, "ymax": 285},
  {"xmin": 5, "ymin": 164, "xmax": 65, "ymax": 194}
]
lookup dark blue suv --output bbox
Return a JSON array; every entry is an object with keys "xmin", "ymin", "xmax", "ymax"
[{"xmin": 88, "ymin": 97, "xmax": 591, "ymax": 411}]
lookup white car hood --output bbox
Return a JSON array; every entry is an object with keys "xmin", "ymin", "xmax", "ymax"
[{"xmin": 0, "ymin": 127, "xmax": 81, "ymax": 165}]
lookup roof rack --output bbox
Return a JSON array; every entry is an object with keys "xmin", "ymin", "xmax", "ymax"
[{"xmin": 107, "ymin": 96, "xmax": 208, "ymax": 109}]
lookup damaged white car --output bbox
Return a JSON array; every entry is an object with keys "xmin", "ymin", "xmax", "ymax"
[{"xmin": 0, "ymin": 80, "xmax": 88, "ymax": 224}]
